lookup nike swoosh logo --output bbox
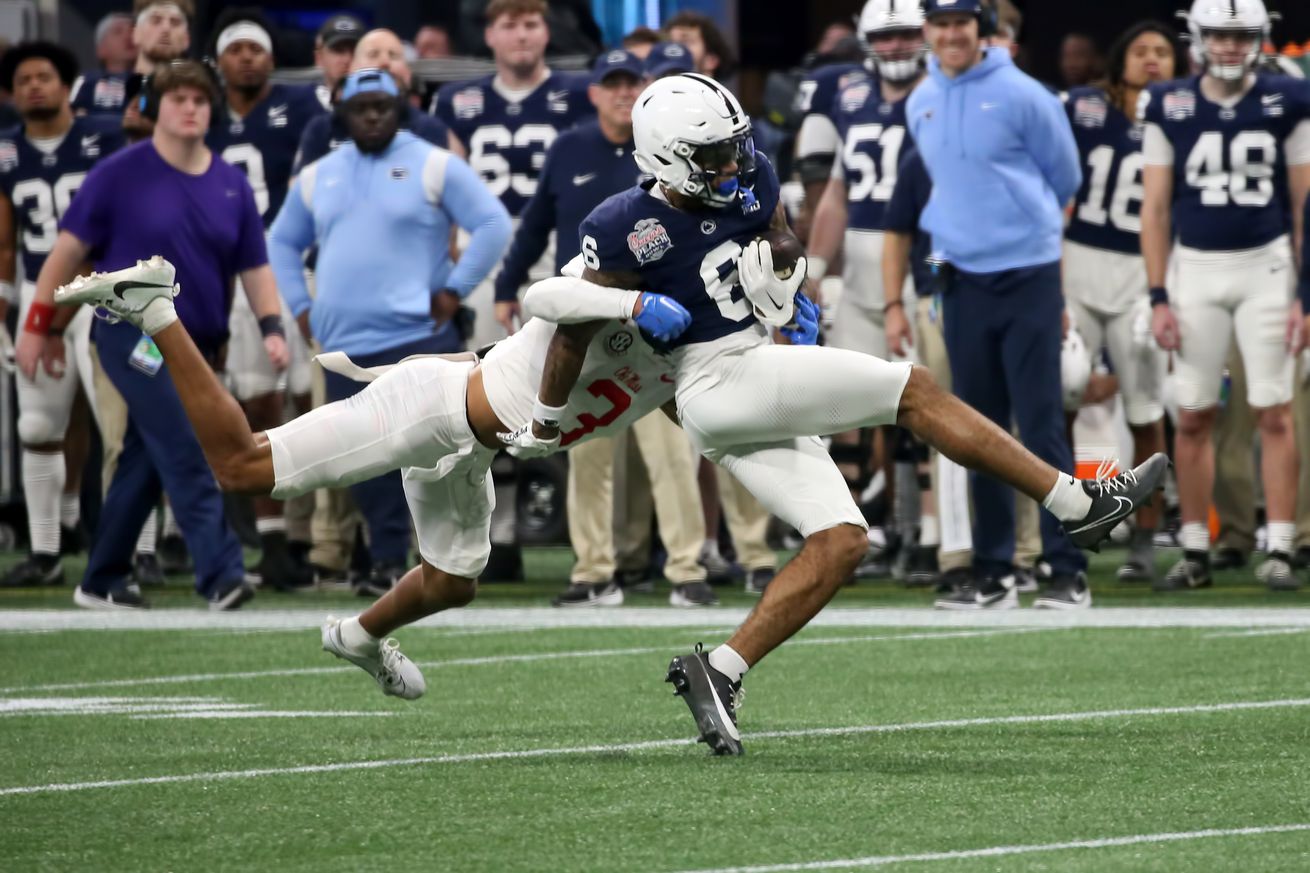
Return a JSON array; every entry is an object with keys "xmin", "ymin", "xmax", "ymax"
[
  {"xmin": 572, "ymin": 173, "xmax": 595, "ymax": 186},
  {"xmin": 698, "ymin": 659, "xmax": 740, "ymax": 741},
  {"xmin": 1066, "ymin": 495, "xmax": 1134, "ymax": 535},
  {"xmin": 1262, "ymin": 95, "xmax": 1282, "ymax": 104},
  {"xmin": 547, "ymin": 90, "xmax": 568, "ymax": 102},
  {"xmin": 113, "ymin": 280, "xmax": 171, "ymax": 300}
]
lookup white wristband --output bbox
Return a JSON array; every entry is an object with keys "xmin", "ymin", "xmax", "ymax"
[
  {"xmin": 806, "ymin": 256, "xmax": 828, "ymax": 281},
  {"xmin": 532, "ymin": 396, "xmax": 568, "ymax": 429},
  {"xmin": 0, "ymin": 281, "xmax": 14, "ymax": 304}
]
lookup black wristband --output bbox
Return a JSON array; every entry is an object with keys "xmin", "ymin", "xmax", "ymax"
[
  {"xmin": 1149, "ymin": 286, "xmax": 1169, "ymax": 307},
  {"xmin": 47, "ymin": 325, "xmax": 64, "ymax": 338},
  {"xmin": 257, "ymin": 314, "xmax": 286, "ymax": 338}
]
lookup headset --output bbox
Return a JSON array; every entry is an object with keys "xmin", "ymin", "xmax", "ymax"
[
  {"xmin": 136, "ymin": 57, "xmax": 223, "ymax": 120},
  {"xmin": 978, "ymin": 1, "xmax": 1000, "ymax": 40}
]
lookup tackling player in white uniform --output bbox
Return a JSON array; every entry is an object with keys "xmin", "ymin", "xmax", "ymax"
[
  {"xmin": 1141, "ymin": 0, "xmax": 1310, "ymax": 591},
  {"xmin": 1062, "ymin": 21, "xmax": 1181, "ymax": 583},
  {"xmin": 519, "ymin": 73, "xmax": 1168, "ymax": 755}
]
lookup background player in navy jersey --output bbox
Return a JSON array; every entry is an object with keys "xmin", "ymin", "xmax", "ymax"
[
  {"xmin": 73, "ymin": 0, "xmax": 191, "ymax": 130},
  {"xmin": 1141, "ymin": 0, "xmax": 1310, "ymax": 592},
  {"xmin": 514, "ymin": 73, "xmax": 1166, "ymax": 754},
  {"xmin": 1063, "ymin": 22, "xmax": 1182, "ymax": 583},
  {"xmin": 431, "ymin": 0, "xmax": 594, "ymax": 350},
  {"xmin": 0, "ymin": 43, "xmax": 125, "ymax": 588},
  {"xmin": 792, "ymin": 47, "xmax": 866, "ymax": 242},
  {"xmin": 806, "ymin": 0, "xmax": 926, "ymax": 579},
  {"xmin": 208, "ymin": 10, "xmax": 326, "ymax": 590}
]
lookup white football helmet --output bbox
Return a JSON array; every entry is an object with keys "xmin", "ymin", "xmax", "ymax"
[
  {"xmin": 1186, "ymin": 0, "xmax": 1270, "ymax": 82},
  {"xmin": 633, "ymin": 73, "xmax": 757, "ymax": 208},
  {"xmin": 858, "ymin": 0, "xmax": 928, "ymax": 84},
  {"xmin": 1061, "ymin": 324, "xmax": 1092, "ymax": 413}
]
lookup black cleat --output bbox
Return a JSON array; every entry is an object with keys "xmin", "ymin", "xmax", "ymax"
[
  {"xmin": 666, "ymin": 644, "xmax": 743, "ymax": 756},
  {"xmin": 0, "ymin": 553, "xmax": 64, "ymax": 588},
  {"xmin": 132, "ymin": 553, "xmax": 166, "ymax": 588},
  {"xmin": 355, "ymin": 561, "xmax": 406, "ymax": 598},
  {"xmin": 1154, "ymin": 550, "xmax": 1212, "ymax": 592},
  {"xmin": 551, "ymin": 581, "xmax": 624, "ymax": 607},
  {"xmin": 669, "ymin": 580, "xmax": 719, "ymax": 607},
  {"xmin": 744, "ymin": 568, "xmax": 775, "ymax": 596},
  {"xmin": 1257, "ymin": 552, "xmax": 1301, "ymax": 592},
  {"xmin": 60, "ymin": 523, "xmax": 86, "ymax": 555},
  {"xmin": 257, "ymin": 544, "xmax": 315, "ymax": 593},
  {"xmin": 933, "ymin": 572, "xmax": 1017, "ymax": 610},
  {"xmin": 207, "ymin": 576, "xmax": 255, "ymax": 611},
  {"xmin": 1064, "ymin": 454, "xmax": 1170, "ymax": 552},
  {"xmin": 904, "ymin": 546, "xmax": 940, "ymax": 588}
]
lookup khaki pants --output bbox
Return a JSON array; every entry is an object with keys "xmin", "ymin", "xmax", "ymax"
[
  {"xmin": 714, "ymin": 467, "xmax": 777, "ymax": 572},
  {"xmin": 1213, "ymin": 347, "xmax": 1310, "ymax": 552},
  {"xmin": 566, "ymin": 435, "xmax": 616, "ymax": 584},
  {"xmin": 916, "ymin": 297, "xmax": 1041, "ymax": 570},
  {"xmin": 90, "ymin": 343, "xmax": 127, "ymax": 492}
]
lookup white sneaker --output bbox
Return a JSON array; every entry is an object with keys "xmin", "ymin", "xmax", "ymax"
[
  {"xmin": 54, "ymin": 256, "xmax": 179, "ymax": 327},
  {"xmin": 321, "ymin": 616, "xmax": 426, "ymax": 700}
]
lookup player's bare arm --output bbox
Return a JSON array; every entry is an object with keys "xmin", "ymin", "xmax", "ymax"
[
  {"xmin": 238, "ymin": 264, "xmax": 291, "ymax": 370},
  {"xmin": 882, "ymin": 229, "xmax": 913, "ymax": 356},
  {"xmin": 804, "ymin": 175, "xmax": 847, "ymax": 290},
  {"xmin": 1140, "ymin": 162, "xmax": 1179, "ymax": 351}
]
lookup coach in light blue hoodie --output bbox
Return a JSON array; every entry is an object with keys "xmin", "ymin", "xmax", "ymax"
[{"xmin": 907, "ymin": 0, "xmax": 1090, "ymax": 610}]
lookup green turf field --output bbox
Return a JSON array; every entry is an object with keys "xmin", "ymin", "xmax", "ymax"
[{"xmin": 3, "ymin": 548, "xmax": 1310, "ymax": 872}]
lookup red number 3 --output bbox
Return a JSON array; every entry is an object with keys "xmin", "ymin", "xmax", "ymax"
[{"xmin": 560, "ymin": 379, "xmax": 631, "ymax": 447}]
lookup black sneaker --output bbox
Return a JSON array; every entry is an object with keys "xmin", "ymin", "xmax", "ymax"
[
  {"xmin": 615, "ymin": 568, "xmax": 655, "ymax": 594},
  {"xmin": 208, "ymin": 576, "xmax": 255, "ymax": 611},
  {"xmin": 0, "ymin": 553, "xmax": 64, "ymax": 588},
  {"xmin": 159, "ymin": 533, "xmax": 190, "ymax": 574},
  {"xmin": 934, "ymin": 572, "xmax": 1016, "ymax": 610},
  {"xmin": 257, "ymin": 542, "xmax": 315, "ymax": 592},
  {"xmin": 935, "ymin": 566, "xmax": 971, "ymax": 596},
  {"xmin": 1033, "ymin": 571, "xmax": 1092, "ymax": 609},
  {"xmin": 1064, "ymin": 454, "xmax": 1170, "ymax": 551},
  {"xmin": 1154, "ymin": 550, "xmax": 1212, "ymax": 592},
  {"xmin": 132, "ymin": 553, "xmax": 166, "ymax": 588},
  {"xmin": 744, "ymin": 568, "xmax": 775, "ymax": 595},
  {"xmin": 904, "ymin": 546, "xmax": 940, "ymax": 588},
  {"xmin": 666, "ymin": 643, "xmax": 743, "ymax": 756},
  {"xmin": 1211, "ymin": 546, "xmax": 1248, "ymax": 571},
  {"xmin": 1292, "ymin": 546, "xmax": 1310, "ymax": 570},
  {"xmin": 355, "ymin": 561, "xmax": 406, "ymax": 598},
  {"xmin": 669, "ymin": 580, "xmax": 719, "ymax": 607},
  {"xmin": 73, "ymin": 581, "xmax": 148, "ymax": 610},
  {"xmin": 551, "ymin": 581, "xmax": 624, "ymax": 607},
  {"xmin": 1257, "ymin": 552, "xmax": 1300, "ymax": 592},
  {"xmin": 60, "ymin": 523, "xmax": 86, "ymax": 555},
  {"xmin": 1012, "ymin": 566, "xmax": 1039, "ymax": 594}
]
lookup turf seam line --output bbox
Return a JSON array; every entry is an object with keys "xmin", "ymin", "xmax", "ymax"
[
  {"xmin": 661, "ymin": 823, "xmax": 1310, "ymax": 872},
  {"xmin": 2, "ymin": 696, "xmax": 1307, "ymax": 798},
  {"xmin": 0, "ymin": 629, "xmax": 1047, "ymax": 695}
]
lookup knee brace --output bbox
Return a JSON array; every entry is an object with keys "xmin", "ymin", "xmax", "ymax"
[
  {"xmin": 829, "ymin": 430, "xmax": 875, "ymax": 492},
  {"xmin": 891, "ymin": 427, "xmax": 928, "ymax": 464}
]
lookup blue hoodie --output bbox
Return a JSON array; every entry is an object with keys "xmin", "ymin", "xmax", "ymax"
[{"xmin": 907, "ymin": 49, "xmax": 1080, "ymax": 275}]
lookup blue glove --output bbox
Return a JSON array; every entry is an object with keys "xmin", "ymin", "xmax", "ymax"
[
  {"xmin": 781, "ymin": 292, "xmax": 819, "ymax": 346},
  {"xmin": 634, "ymin": 292, "xmax": 692, "ymax": 343}
]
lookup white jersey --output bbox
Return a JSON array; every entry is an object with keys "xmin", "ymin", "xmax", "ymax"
[{"xmin": 480, "ymin": 317, "xmax": 676, "ymax": 449}]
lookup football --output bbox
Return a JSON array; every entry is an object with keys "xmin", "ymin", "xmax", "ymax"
[{"xmin": 755, "ymin": 228, "xmax": 805, "ymax": 280}]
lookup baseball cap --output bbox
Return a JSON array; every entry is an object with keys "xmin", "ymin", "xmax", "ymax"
[
  {"xmin": 645, "ymin": 42, "xmax": 693, "ymax": 78},
  {"xmin": 923, "ymin": 0, "xmax": 984, "ymax": 17},
  {"xmin": 341, "ymin": 67, "xmax": 399, "ymax": 101},
  {"xmin": 318, "ymin": 13, "xmax": 365, "ymax": 49},
  {"xmin": 591, "ymin": 49, "xmax": 644, "ymax": 84}
]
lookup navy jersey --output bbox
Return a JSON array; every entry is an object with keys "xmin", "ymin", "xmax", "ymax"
[
  {"xmin": 0, "ymin": 116, "xmax": 126, "ymax": 280},
  {"xmin": 884, "ymin": 145, "xmax": 934, "ymax": 294},
  {"xmin": 796, "ymin": 63, "xmax": 866, "ymax": 131},
  {"xmin": 431, "ymin": 71, "xmax": 594, "ymax": 218},
  {"xmin": 1144, "ymin": 74, "xmax": 1310, "ymax": 252},
  {"xmin": 831, "ymin": 76, "xmax": 912, "ymax": 232},
  {"xmin": 292, "ymin": 104, "xmax": 449, "ymax": 177},
  {"xmin": 579, "ymin": 152, "xmax": 782, "ymax": 348},
  {"xmin": 207, "ymin": 84, "xmax": 327, "ymax": 227},
  {"xmin": 495, "ymin": 121, "xmax": 642, "ymax": 301},
  {"xmin": 70, "ymin": 72, "xmax": 131, "ymax": 116},
  {"xmin": 1064, "ymin": 87, "xmax": 1146, "ymax": 255}
]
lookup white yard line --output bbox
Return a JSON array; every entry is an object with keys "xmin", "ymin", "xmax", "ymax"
[
  {"xmin": 0, "ymin": 629, "xmax": 1045, "ymax": 695},
  {"xmin": 663, "ymin": 823, "xmax": 1310, "ymax": 873},
  {"xmin": 3, "ymin": 606, "xmax": 1310, "ymax": 632},
  {"xmin": 1204, "ymin": 627, "xmax": 1310, "ymax": 639},
  {"xmin": 2, "ymin": 696, "xmax": 1306, "ymax": 798}
]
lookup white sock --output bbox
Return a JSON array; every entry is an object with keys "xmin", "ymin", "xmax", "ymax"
[
  {"xmin": 140, "ymin": 297, "xmax": 178, "ymax": 336},
  {"xmin": 340, "ymin": 616, "xmax": 380, "ymax": 652},
  {"xmin": 60, "ymin": 492, "xmax": 80, "ymax": 528},
  {"xmin": 1042, "ymin": 473, "xmax": 1093, "ymax": 522},
  {"xmin": 163, "ymin": 503, "xmax": 180, "ymax": 538},
  {"xmin": 136, "ymin": 508, "xmax": 157, "ymax": 556},
  {"xmin": 256, "ymin": 516, "xmax": 286, "ymax": 535},
  {"xmin": 708, "ymin": 644, "xmax": 749, "ymax": 684},
  {"xmin": 919, "ymin": 515, "xmax": 940, "ymax": 547},
  {"xmin": 1180, "ymin": 522, "xmax": 1210, "ymax": 554},
  {"xmin": 701, "ymin": 538, "xmax": 722, "ymax": 557},
  {"xmin": 1266, "ymin": 521, "xmax": 1294, "ymax": 556},
  {"xmin": 22, "ymin": 450, "xmax": 64, "ymax": 556}
]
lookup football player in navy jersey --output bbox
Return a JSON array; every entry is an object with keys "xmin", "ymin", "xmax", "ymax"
[
  {"xmin": 515, "ymin": 73, "xmax": 1167, "ymax": 754},
  {"xmin": 1141, "ymin": 0, "xmax": 1310, "ymax": 592},
  {"xmin": 431, "ymin": 0, "xmax": 594, "ymax": 352},
  {"xmin": 805, "ymin": 0, "xmax": 926, "ymax": 577},
  {"xmin": 0, "ymin": 43, "xmax": 125, "ymax": 588},
  {"xmin": 793, "ymin": 58, "xmax": 866, "ymax": 226},
  {"xmin": 208, "ymin": 12, "xmax": 326, "ymax": 590},
  {"xmin": 72, "ymin": 0, "xmax": 191, "ymax": 127},
  {"xmin": 1063, "ymin": 22, "xmax": 1182, "ymax": 583}
]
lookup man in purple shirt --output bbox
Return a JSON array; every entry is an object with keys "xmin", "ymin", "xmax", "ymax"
[{"xmin": 16, "ymin": 60, "xmax": 290, "ymax": 610}]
